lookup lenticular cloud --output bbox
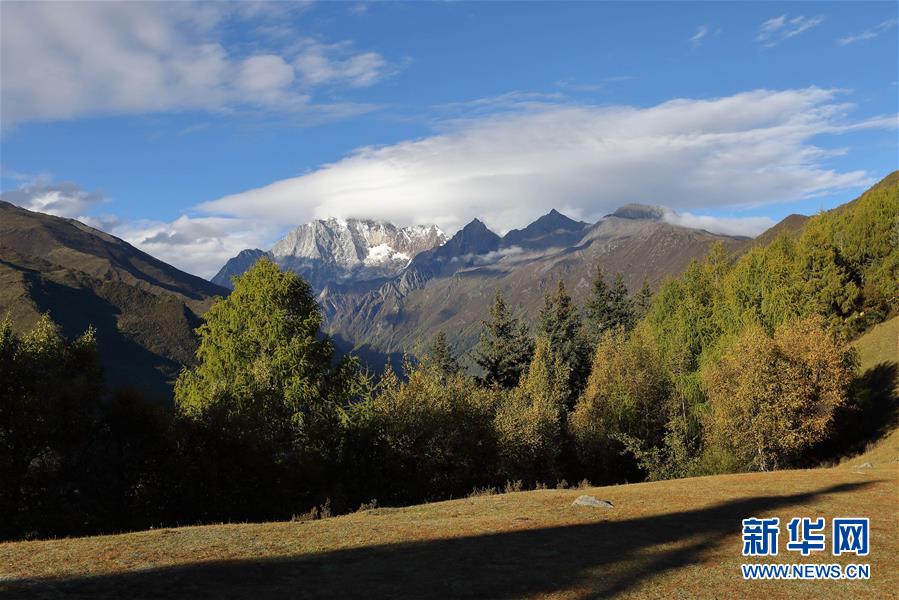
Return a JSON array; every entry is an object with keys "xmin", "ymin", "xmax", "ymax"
[{"xmin": 201, "ymin": 88, "xmax": 889, "ymax": 236}]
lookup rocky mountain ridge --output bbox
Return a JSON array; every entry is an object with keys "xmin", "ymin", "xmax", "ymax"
[
  {"xmin": 313, "ymin": 205, "xmax": 749, "ymax": 368},
  {"xmin": 213, "ymin": 218, "xmax": 446, "ymax": 290}
]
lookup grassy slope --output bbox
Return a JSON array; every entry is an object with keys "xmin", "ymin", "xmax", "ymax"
[
  {"xmin": 2, "ymin": 324, "xmax": 895, "ymax": 600},
  {"xmin": 853, "ymin": 315, "xmax": 898, "ymax": 375},
  {"xmin": 846, "ymin": 316, "xmax": 899, "ymax": 465}
]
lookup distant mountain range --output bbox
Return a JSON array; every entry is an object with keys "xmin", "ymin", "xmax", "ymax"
[
  {"xmin": 0, "ymin": 201, "xmax": 227, "ymax": 397},
  {"xmin": 214, "ymin": 203, "xmax": 750, "ymax": 368}
]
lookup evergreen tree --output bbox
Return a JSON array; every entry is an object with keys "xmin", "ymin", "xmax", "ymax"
[
  {"xmin": 586, "ymin": 268, "xmax": 636, "ymax": 337},
  {"xmin": 798, "ymin": 220, "xmax": 860, "ymax": 331},
  {"xmin": 634, "ymin": 277, "xmax": 653, "ymax": 321},
  {"xmin": 609, "ymin": 273, "xmax": 636, "ymax": 333},
  {"xmin": 475, "ymin": 290, "xmax": 534, "ymax": 389},
  {"xmin": 428, "ymin": 330, "xmax": 461, "ymax": 379},
  {"xmin": 538, "ymin": 281, "xmax": 592, "ymax": 404},
  {"xmin": 585, "ymin": 266, "xmax": 612, "ymax": 339}
]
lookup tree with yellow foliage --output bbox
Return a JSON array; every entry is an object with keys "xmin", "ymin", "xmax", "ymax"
[
  {"xmin": 703, "ymin": 316, "xmax": 855, "ymax": 471},
  {"xmin": 494, "ymin": 337, "xmax": 566, "ymax": 483},
  {"xmin": 569, "ymin": 326, "xmax": 671, "ymax": 482}
]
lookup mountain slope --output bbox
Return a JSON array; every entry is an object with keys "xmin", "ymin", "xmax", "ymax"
[
  {"xmin": 502, "ymin": 208, "xmax": 590, "ymax": 250},
  {"xmin": 734, "ymin": 213, "xmax": 809, "ymax": 253},
  {"xmin": 0, "ymin": 202, "xmax": 227, "ymax": 397},
  {"xmin": 211, "ymin": 249, "xmax": 269, "ymax": 289},
  {"xmin": 0, "ymin": 202, "xmax": 222, "ymax": 310}
]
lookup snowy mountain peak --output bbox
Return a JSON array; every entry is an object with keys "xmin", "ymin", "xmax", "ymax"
[{"xmin": 215, "ymin": 217, "xmax": 446, "ymax": 290}]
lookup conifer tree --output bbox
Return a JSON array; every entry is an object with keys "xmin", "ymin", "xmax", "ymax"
[
  {"xmin": 475, "ymin": 290, "xmax": 534, "ymax": 389},
  {"xmin": 538, "ymin": 281, "xmax": 592, "ymax": 404},
  {"xmin": 569, "ymin": 326, "xmax": 672, "ymax": 482},
  {"xmin": 608, "ymin": 273, "xmax": 636, "ymax": 333},
  {"xmin": 586, "ymin": 267, "xmax": 636, "ymax": 337},
  {"xmin": 704, "ymin": 317, "xmax": 853, "ymax": 471},
  {"xmin": 585, "ymin": 266, "xmax": 612, "ymax": 339},
  {"xmin": 634, "ymin": 277, "xmax": 653, "ymax": 321},
  {"xmin": 428, "ymin": 330, "xmax": 461, "ymax": 378}
]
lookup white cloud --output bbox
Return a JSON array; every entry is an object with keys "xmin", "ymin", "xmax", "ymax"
[
  {"xmin": 6, "ymin": 88, "xmax": 893, "ymax": 277},
  {"xmin": 0, "ymin": 2, "xmax": 391, "ymax": 127},
  {"xmin": 0, "ymin": 179, "xmax": 105, "ymax": 217},
  {"xmin": 348, "ymin": 3, "xmax": 370, "ymax": 17},
  {"xmin": 200, "ymin": 88, "xmax": 892, "ymax": 239},
  {"xmin": 293, "ymin": 41, "xmax": 389, "ymax": 88},
  {"xmin": 459, "ymin": 246, "xmax": 527, "ymax": 266},
  {"xmin": 97, "ymin": 215, "xmax": 279, "ymax": 278},
  {"xmin": 661, "ymin": 210, "xmax": 774, "ymax": 238},
  {"xmin": 690, "ymin": 25, "xmax": 709, "ymax": 46},
  {"xmin": 838, "ymin": 18, "xmax": 898, "ymax": 46},
  {"xmin": 0, "ymin": 176, "xmax": 274, "ymax": 276},
  {"xmin": 237, "ymin": 54, "xmax": 296, "ymax": 94},
  {"xmin": 757, "ymin": 14, "xmax": 824, "ymax": 47}
]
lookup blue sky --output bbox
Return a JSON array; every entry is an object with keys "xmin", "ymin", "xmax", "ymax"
[{"xmin": 1, "ymin": 1, "xmax": 896, "ymax": 276}]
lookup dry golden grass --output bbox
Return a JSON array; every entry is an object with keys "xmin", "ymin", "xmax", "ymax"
[
  {"xmin": 852, "ymin": 316, "xmax": 898, "ymax": 376},
  {"xmin": 2, "ymin": 462, "xmax": 896, "ymax": 599}
]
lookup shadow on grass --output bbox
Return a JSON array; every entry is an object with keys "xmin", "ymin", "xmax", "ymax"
[
  {"xmin": 3, "ymin": 481, "xmax": 876, "ymax": 599},
  {"xmin": 812, "ymin": 361, "xmax": 898, "ymax": 463}
]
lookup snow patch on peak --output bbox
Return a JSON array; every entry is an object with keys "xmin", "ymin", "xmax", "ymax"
[
  {"xmin": 365, "ymin": 243, "xmax": 395, "ymax": 265},
  {"xmin": 363, "ymin": 243, "xmax": 415, "ymax": 266}
]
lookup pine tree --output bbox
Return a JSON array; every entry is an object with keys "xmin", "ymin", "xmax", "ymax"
[
  {"xmin": 586, "ymin": 268, "xmax": 637, "ymax": 337},
  {"xmin": 634, "ymin": 277, "xmax": 653, "ymax": 322},
  {"xmin": 428, "ymin": 330, "xmax": 461, "ymax": 378},
  {"xmin": 475, "ymin": 290, "xmax": 534, "ymax": 389},
  {"xmin": 608, "ymin": 273, "xmax": 636, "ymax": 332},
  {"xmin": 538, "ymin": 281, "xmax": 592, "ymax": 404},
  {"xmin": 585, "ymin": 266, "xmax": 613, "ymax": 339}
]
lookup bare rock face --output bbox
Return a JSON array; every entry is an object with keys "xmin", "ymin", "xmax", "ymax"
[
  {"xmin": 211, "ymin": 248, "xmax": 269, "ymax": 289},
  {"xmin": 213, "ymin": 218, "xmax": 446, "ymax": 290}
]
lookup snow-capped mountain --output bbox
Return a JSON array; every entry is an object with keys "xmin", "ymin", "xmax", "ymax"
[{"xmin": 212, "ymin": 218, "xmax": 446, "ymax": 290}]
